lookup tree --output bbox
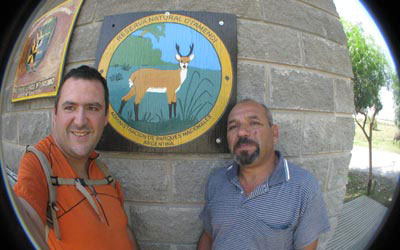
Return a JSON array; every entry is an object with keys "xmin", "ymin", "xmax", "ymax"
[
  {"xmin": 342, "ymin": 20, "xmax": 393, "ymax": 195},
  {"xmin": 392, "ymin": 74, "xmax": 400, "ymax": 128}
]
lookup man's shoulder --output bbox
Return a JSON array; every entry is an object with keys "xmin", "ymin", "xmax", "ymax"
[
  {"xmin": 287, "ymin": 161, "xmax": 321, "ymax": 192},
  {"xmin": 31, "ymin": 135, "xmax": 53, "ymax": 155},
  {"xmin": 209, "ymin": 163, "xmax": 233, "ymax": 178}
]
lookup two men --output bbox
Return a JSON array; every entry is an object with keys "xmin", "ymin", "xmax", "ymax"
[
  {"xmin": 198, "ymin": 99, "xmax": 330, "ymax": 250},
  {"xmin": 13, "ymin": 66, "xmax": 138, "ymax": 249},
  {"xmin": 13, "ymin": 64, "xmax": 329, "ymax": 249}
]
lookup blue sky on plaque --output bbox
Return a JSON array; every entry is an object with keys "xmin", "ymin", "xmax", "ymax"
[
  {"xmin": 107, "ymin": 22, "xmax": 222, "ymax": 135},
  {"xmin": 140, "ymin": 23, "xmax": 221, "ymax": 70}
]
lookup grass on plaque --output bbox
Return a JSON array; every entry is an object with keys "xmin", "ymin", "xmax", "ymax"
[{"xmin": 353, "ymin": 119, "xmax": 400, "ymax": 154}]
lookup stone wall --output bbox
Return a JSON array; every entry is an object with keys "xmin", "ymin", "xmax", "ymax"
[{"xmin": 0, "ymin": 0, "xmax": 355, "ymax": 249}]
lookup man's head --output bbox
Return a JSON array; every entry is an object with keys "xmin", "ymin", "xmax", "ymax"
[
  {"xmin": 227, "ymin": 99, "xmax": 279, "ymax": 168},
  {"xmin": 54, "ymin": 65, "xmax": 109, "ymax": 115},
  {"xmin": 52, "ymin": 65, "xmax": 109, "ymax": 162}
]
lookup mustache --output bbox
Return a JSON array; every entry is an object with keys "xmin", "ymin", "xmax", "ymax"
[{"xmin": 233, "ymin": 137, "xmax": 259, "ymax": 151}]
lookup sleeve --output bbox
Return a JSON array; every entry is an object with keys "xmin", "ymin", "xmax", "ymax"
[
  {"xmin": 293, "ymin": 180, "xmax": 331, "ymax": 249},
  {"xmin": 115, "ymin": 180, "xmax": 125, "ymax": 207},
  {"xmin": 199, "ymin": 172, "xmax": 214, "ymax": 235},
  {"xmin": 13, "ymin": 152, "xmax": 49, "ymax": 225}
]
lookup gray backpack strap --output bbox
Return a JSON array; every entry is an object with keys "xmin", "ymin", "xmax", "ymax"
[
  {"xmin": 25, "ymin": 145, "xmax": 62, "ymax": 240},
  {"xmin": 95, "ymin": 158, "xmax": 115, "ymax": 188}
]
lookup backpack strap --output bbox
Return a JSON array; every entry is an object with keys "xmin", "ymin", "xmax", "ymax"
[
  {"xmin": 95, "ymin": 158, "xmax": 115, "ymax": 188},
  {"xmin": 25, "ymin": 146, "xmax": 116, "ymax": 241},
  {"xmin": 25, "ymin": 145, "xmax": 61, "ymax": 241}
]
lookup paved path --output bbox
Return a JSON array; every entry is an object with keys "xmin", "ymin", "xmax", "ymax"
[{"xmin": 350, "ymin": 146, "xmax": 400, "ymax": 179}]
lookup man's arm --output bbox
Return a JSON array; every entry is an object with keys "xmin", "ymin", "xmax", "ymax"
[
  {"xmin": 197, "ymin": 230, "xmax": 212, "ymax": 250},
  {"xmin": 127, "ymin": 225, "xmax": 140, "ymax": 249},
  {"xmin": 303, "ymin": 239, "xmax": 318, "ymax": 250},
  {"xmin": 11, "ymin": 191, "xmax": 49, "ymax": 249}
]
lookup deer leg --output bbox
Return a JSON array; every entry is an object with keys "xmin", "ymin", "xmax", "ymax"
[
  {"xmin": 173, "ymin": 102, "xmax": 177, "ymax": 118},
  {"xmin": 134, "ymin": 103, "xmax": 139, "ymax": 121},
  {"xmin": 169, "ymin": 103, "xmax": 172, "ymax": 119},
  {"xmin": 119, "ymin": 100, "xmax": 127, "ymax": 115}
]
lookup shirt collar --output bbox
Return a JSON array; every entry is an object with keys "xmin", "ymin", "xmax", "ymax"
[{"xmin": 226, "ymin": 151, "xmax": 290, "ymax": 187}]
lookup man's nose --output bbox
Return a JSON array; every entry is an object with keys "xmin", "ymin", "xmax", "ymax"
[
  {"xmin": 237, "ymin": 124, "xmax": 250, "ymax": 137},
  {"xmin": 73, "ymin": 108, "xmax": 87, "ymax": 127}
]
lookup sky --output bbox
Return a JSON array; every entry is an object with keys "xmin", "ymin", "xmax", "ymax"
[
  {"xmin": 333, "ymin": 0, "xmax": 396, "ymax": 121},
  {"xmin": 134, "ymin": 23, "xmax": 221, "ymax": 70}
]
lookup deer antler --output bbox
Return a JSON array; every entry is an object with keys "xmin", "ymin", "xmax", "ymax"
[
  {"xmin": 176, "ymin": 43, "xmax": 194, "ymax": 57},
  {"xmin": 176, "ymin": 44, "xmax": 182, "ymax": 57}
]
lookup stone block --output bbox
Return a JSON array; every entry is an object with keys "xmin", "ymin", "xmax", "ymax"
[
  {"xmin": 178, "ymin": 0, "xmax": 263, "ymax": 19},
  {"xmin": 323, "ymin": 14, "xmax": 348, "ymax": 45},
  {"xmin": 302, "ymin": 34, "xmax": 353, "ymax": 77},
  {"xmin": 333, "ymin": 117, "xmax": 355, "ymax": 152},
  {"xmin": 101, "ymin": 157, "xmax": 171, "ymax": 202},
  {"xmin": 301, "ymin": 155, "xmax": 331, "ymax": 191},
  {"xmin": 323, "ymin": 186, "xmax": 346, "ymax": 218},
  {"xmin": 270, "ymin": 68, "xmax": 335, "ymax": 112},
  {"xmin": 2, "ymin": 86, "xmax": 31, "ymax": 113},
  {"xmin": 129, "ymin": 204, "xmax": 203, "ymax": 243},
  {"xmin": 18, "ymin": 111, "xmax": 51, "ymax": 146},
  {"xmin": 302, "ymin": 0, "xmax": 338, "ymax": 16},
  {"xmin": 172, "ymin": 158, "xmax": 231, "ymax": 202},
  {"xmin": 262, "ymin": 1, "xmax": 320, "ymax": 37},
  {"xmin": 237, "ymin": 62, "xmax": 266, "ymax": 104},
  {"xmin": 327, "ymin": 153, "xmax": 351, "ymax": 191},
  {"xmin": 262, "ymin": 0, "xmax": 346, "ymax": 44},
  {"xmin": 303, "ymin": 115, "xmax": 354, "ymax": 154},
  {"xmin": 67, "ymin": 22, "xmax": 102, "ymax": 63},
  {"xmin": 1, "ymin": 142, "xmax": 26, "ymax": 173},
  {"xmin": 95, "ymin": 0, "xmax": 177, "ymax": 21},
  {"xmin": 274, "ymin": 112, "xmax": 303, "ymax": 157},
  {"xmin": 76, "ymin": 0, "xmax": 96, "ymax": 25},
  {"xmin": 335, "ymin": 78, "xmax": 355, "ymax": 114},
  {"xmin": 238, "ymin": 20, "xmax": 301, "ymax": 66},
  {"xmin": 1, "ymin": 113, "xmax": 17, "ymax": 143}
]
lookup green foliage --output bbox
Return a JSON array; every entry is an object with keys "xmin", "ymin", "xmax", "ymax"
[
  {"xmin": 138, "ymin": 23, "xmax": 166, "ymax": 42},
  {"xmin": 342, "ymin": 20, "xmax": 391, "ymax": 114},
  {"xmin": 342, "ymin": 19, "xmax": 395, "ymax": 195},
  {"xmin": 110, "ymin": 36, "xmax": 166, "ymax": 67},
  {"xmin": 392, "ymin": 74, "xmax": 400, "ymax": 128}
]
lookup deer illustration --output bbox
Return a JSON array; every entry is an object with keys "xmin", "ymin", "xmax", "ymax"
[{"xmin": 118, "ymin": 43, "xmax": 194, "ymax": 121}]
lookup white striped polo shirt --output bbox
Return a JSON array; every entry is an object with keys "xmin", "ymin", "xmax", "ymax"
[{"xmin": 200, "ymin": 151, "xmax": 330, "ymax": 250}]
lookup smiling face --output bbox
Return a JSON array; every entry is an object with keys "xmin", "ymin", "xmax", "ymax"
[
  {"xmin": 52, "ymin": 77, "xmax": 109, "ymax": 164},
  {"xmin": 227, "ymin": 100, "xmax": 279, "ymax": 168}
]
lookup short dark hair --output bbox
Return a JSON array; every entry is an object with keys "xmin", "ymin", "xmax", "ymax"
[
  {"xmin": 236, "ymin": 98, "xmax": 274, "ymax": 127},
  {"xmin": 54, "ymin": 65, "xmax": 109, "ymax": 115}
]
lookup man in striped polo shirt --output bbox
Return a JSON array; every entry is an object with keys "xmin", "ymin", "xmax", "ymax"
[{"xmin": 197, "ymin": 99, "xmax": 330, "ymax": 250}]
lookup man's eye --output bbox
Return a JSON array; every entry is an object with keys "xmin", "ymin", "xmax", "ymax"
[
  {"xmin": 88, "ymin": 106, "xmax": 99, "ymax": 111},
  {"xmin": 64, "ymin": 106, "xmax": 74, "ymax": 111},
  {"xmin": 250, "ymin": 121, "xmax": 262, "ymax": 126},
  {"xmin": 228, "ymin": 125, "xmax": 237, "ymax": 131}
]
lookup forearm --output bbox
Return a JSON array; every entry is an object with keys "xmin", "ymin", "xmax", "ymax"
[
  {"xmin": 12, "ymin": 192, "xmax": 48, "ymax": 249},
  {"xmin": 303, "ymin": 239, "xmax": 318, "ymax": 250},
  {"xmin": 127, "ymin": 225, "xmax": 140, "ymax": 250},
  {"xmin": 197, "ymin": 231, "xmax": 212, "ymax": 250}
]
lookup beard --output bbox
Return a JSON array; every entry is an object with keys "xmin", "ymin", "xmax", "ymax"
[{"xmin": 233, "ymin": 137, "xmax": 260, "ymax": 167}]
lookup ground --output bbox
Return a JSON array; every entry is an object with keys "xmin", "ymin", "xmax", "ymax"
[{"xmin": 347, "ymin": 120, "xmax": 400, "ymax": 207}]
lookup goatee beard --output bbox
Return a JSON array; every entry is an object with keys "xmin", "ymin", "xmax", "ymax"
[{"xmin": 233, "ymin": 137, "xmax": 260, "ymax": 166}]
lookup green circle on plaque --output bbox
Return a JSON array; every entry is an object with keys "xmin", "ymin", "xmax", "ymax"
[{"xmin": 98, "ymin": 13, "xmax": 232, "ymax": 147}]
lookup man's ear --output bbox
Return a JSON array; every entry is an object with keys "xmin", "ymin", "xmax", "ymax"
[
  {"xmin": 272, "ymin": 124, "xmax": 279, "ymax": 145},
  {"xmin": 104, "ymin": 107, "xmax": 109, "ymax": 126},
  {"xmin": 51, "ymin": 108, "xmax": 56, "ymax": 128}
]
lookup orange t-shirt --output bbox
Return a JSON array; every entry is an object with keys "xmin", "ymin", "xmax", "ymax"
[{"xmin": 14, "ymin": 136, "xmax": 134, "ymax": 250}]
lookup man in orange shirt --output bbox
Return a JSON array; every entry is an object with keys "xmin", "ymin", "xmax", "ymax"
[{"xmin": 13, "ymin": 65, "xmax": 139, "ymax": 249}]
